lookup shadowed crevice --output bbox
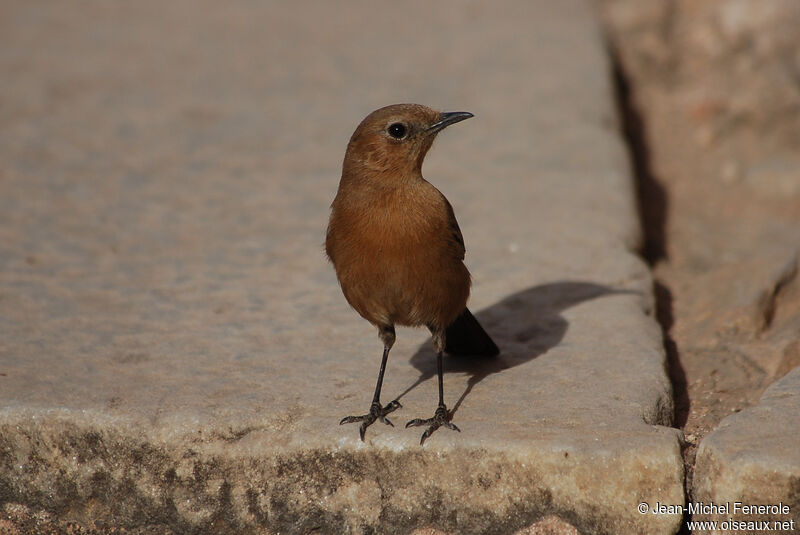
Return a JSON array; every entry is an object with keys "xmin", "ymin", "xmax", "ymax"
[
  {"xmin": 608, "ymin": 42, "xmax": 691, "ymax": 533},
  {"xmin": 608, "ymin": 44, "xmax": 688, "ymax": 429}
]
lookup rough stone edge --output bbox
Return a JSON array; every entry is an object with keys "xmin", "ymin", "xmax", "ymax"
[{"xmin": 0, "ymin": 410, "xmax": 684, "ymax": 535}]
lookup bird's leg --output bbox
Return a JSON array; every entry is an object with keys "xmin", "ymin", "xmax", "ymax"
[
  {"xmin": 406, "ymin": 329, "xmax": 460, "ymax": 445},
  {"xmin": 339, "ymin": 325, "xmax": 402, "ymax": 441}
]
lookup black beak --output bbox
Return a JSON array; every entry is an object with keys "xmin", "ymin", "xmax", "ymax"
[{"xmin": 427, "ymin": 111, "xmax": 474, "ymax": 134}]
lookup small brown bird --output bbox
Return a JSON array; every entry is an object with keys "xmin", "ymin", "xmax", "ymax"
[{"xmin": 326, "ymin": 103, "xmax": 499, "ymax": 444}]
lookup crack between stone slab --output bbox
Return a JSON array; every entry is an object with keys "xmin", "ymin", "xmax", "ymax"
[
  {"xmin": 607, "ymin": 42, "xmax": 692, "ymax": 535},
  {"xmin": 608, "ymin": 46, "xmax": 688, "ymax": 431}
]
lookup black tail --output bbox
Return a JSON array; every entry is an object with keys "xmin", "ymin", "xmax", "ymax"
[{"xmin": 444, "ymin": 308, "xmax": 499, "ymax": 357}]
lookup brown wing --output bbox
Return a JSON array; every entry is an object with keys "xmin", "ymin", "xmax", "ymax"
[{"xmin": 444, "ymin": 198, "xmax": 466, "ymax": 261}]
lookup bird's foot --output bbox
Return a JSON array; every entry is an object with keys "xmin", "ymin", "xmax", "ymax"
[
  {"xmin": 339, "ymin": 400, "xmax": 402, "ymax": 441},
  {"xmin": 405, "ymin": 404, "xmax": 460, "ymax": 445}
]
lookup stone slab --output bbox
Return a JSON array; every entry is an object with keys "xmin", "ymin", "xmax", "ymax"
[
  {"xmin": 693, "ymin": 366, "xmax": 800, "ymax": 528},
  {"xmin": 0, "ymin": 1, "xmax": 683, "ymax": 533}
]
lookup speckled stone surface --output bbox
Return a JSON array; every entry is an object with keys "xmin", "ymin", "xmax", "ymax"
[{"xmin": 0, "ymin": 1, "xmax": 682, "ymax": 533}]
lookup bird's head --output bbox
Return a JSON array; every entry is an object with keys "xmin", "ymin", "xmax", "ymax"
[{"xmin": 342, "ymin": 103, "xmax": 473, "ymax": 181}]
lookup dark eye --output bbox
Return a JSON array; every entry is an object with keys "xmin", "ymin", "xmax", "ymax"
[{"xmin": 388, "ymin": 122, "xmax": 407, "ymax": 139}]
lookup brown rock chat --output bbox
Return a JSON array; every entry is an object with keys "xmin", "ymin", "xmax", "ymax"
[{"xmin": 326, "ymin": 103, "xmax": 498, "ymax": 444}]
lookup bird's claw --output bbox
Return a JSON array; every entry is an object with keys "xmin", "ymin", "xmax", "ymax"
[
  {"xmin": 339, "ymin": 400, "xmax": 402, "ymax": 441},
  {"xmin": 405, "ymin": 404, "xmax": 459, "ymax": 445}
]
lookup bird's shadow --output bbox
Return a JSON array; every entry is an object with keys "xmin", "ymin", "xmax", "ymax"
[{"xmin": 395, "ymin": 281, "xmax": 635, "ymax": 416}]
